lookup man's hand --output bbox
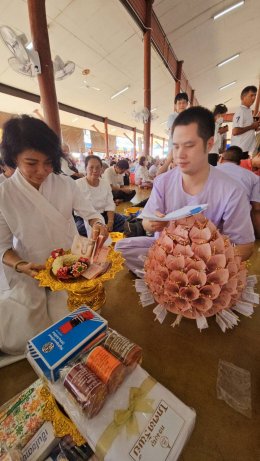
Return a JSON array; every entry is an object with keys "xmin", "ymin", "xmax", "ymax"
[
  {"xmin": 252, "ymin": 121, "xmax": 260, "ymax": 130},
  {"xmin": 142, "ymin": 211, "xmax": 169, "ymax": 233}
]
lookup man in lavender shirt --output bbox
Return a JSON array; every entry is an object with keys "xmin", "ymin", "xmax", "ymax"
[
  {"xmin": 216, "ymin": 145, "xmax": 260, "ymax": 238},
  {"xmin": 116, "ymin": 107, "xmax": 255, "ymax": 276}
]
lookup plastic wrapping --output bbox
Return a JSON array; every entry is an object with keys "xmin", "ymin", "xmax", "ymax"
[
  {"xmin": 103, "ymin": 328, "xmax": 142, "ymax": 371},
  {"xmin": 49, "ymin": 365, "xmax": 196, "ymax": 461},
  {"xmin": 62, "ymin": 363, "xmax": 108, "ymax": 419},
  {"xmin": 44, "ymin": 438, "xmax": 96, "ymax": 460},
  {"xmin": 84, "ymin": 346, "xmax": 126, "ymax": 393},
  {"xmin": 217, "ymin": 359, "xmax": 252, "ymax": 418}
]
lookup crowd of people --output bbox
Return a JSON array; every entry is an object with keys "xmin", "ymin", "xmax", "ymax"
[{"xmin": 0, "ymin": 84, "xmax": 259, "ymax": 356}]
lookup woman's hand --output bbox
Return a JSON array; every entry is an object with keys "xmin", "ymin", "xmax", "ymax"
[
  {"xmin": 107, "ymin": 220, "xmax": 114, "ymax": 232},
  {"xmin": 92, "ymin": 222, "xmax": 109, "ymax": 241},
  {"xmin": 18, "ymin": 262, "xmax": 46, "ymax": 278}
]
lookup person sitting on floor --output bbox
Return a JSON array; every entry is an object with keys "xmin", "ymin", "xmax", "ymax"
[
  {"xmin": 61, "ymin": 143, "xmax": 83, "ymax": 179},
  {"xmin": 0, "ymin": 158, "xmax": 15, "ymax": 184},
  {"xmin": 135, "ymin": 156, "xmax": 153, "ymax": 188},
  {"xmin": 0, "ymin": 115, "xmax": 108, "ymax": 355},
  {"xmin": 115, "ymin": 106, "xmax": 255, "ymax": 276},
  {"xmin": 148, "ymin": 157, "xmax": 160, "ymax": 179},
  {"xmin": 240, "ymin": 151, "xmax": 260, "ymax": 176},
  {"xmin": 217, "ymin": 145, "xmax": 260, "ymax": 238},
  {"xmin": 103, "ymin": 159, "xmax": 136, "ymax": 204},
  {"xmin": 75, "ymin": 155, "xmax": 126, "ymax": 236}
]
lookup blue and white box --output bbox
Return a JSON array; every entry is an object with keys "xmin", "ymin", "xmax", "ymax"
[{"xmin": 27, "ymin": 306, "xmax": 107, "ymax": 382}]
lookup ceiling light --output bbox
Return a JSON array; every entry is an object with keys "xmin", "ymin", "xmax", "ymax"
[
  {"xmin": 213, "ymin": 1, "xmax": 244, "ymax": 20},
  {"xmin": 217, "ymin": 53, "xmax": 240, "ymax": 67},
  {"xmin": 151, "ymin": 107, "xmax": 157, "ymax": 112},
  {"xmin": 219, "ymin": 81, "xmax": 237, "ymax": 91},
  {"xmin": 111, "ymin": 86, "xmax": 129, "ymax": 100},
  {"xmin": 80, "ymin": 84, "xmax": 101, "ymax": 91},
  {"xmin": 223, "ymin": 98, "xmax": 232, "ymax": 104},
  {"xmin": 72, "ymin": 117, "xmax": 79, "ymax": 122},
  {"xmin": 160, "ymin": 120, "xmax": 167, "ymax": 125}
]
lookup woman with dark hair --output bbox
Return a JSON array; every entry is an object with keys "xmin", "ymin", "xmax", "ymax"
[
  {"xmin": 0, "ymin": 115, "xmax": 107, "ymax": 355},
  {"xmin": 135, "ymin": 156, "xmax": 153, "ymax": 188},
  {"xmin": 75, "ymin": 155, "xmax": 126, "ymax": 235},
  {"xmin": 208, "ymin": 104, "xmax": 228, "ymax": 166}
]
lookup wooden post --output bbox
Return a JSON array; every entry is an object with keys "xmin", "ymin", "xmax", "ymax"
[
  {"xmin": 104, "ymin": 117, "xmax": 109, "ymax": 159},
  {"xmin": 175, "ymin": 60, "xmax": 183, "ymax": 97},
  {"xmin": 133, "ymin": 127, "xmax": 137, "ymax": 159},
  {"xmin": 27, "ymin": 0, "xmax": 61, "ymax": 137},
  {"xmin": 253, "ymin": 82, "xmax": 260, "ymax": 116},
  {"xmin": 143, "ymin": 0, "xmax": 153, "ymax": 157},
  {"xmin": 190, "ymin": 89, "xmax": 195, "ymax": 107},
  {"xmin": 150, "ymin": 133, "xmax": 153, "ymax": 157}
]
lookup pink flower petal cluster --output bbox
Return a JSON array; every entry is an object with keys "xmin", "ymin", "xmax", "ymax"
[{"xmin": 145, "ymin": 213, "xmax": 247, "ymax": 319}]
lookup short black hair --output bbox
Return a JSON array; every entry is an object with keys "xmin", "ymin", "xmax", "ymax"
[
  {"xmin": 174, "ymin": 92, "xmax": 189, "ymax": 105},
  {"xmin": 241, "ymin": 86, "xmax": 257, "ymax": 98},
  {"xmin": 213, "ymin": 104, "xmax": 228, "ymax": 117},
  {"xmin": 0, "ymin": 115, "xmax": 62, "ymax": 173},
  {"xmin": 117, "ymin": 159, "xmax": 129, "ymax": 170},
  {"xmin": 224, "ymin": 145, "xmax": 243, "ymax": 164},
  {"xmin": 85, "ymin": 154, "xmax": 102, "ymax": 168},
  {"xmin": 172, "ymin": 106, "xmax": 215, "ymax": 147},
  {"xmin": 139, "ymin": 156, "xmax": 146, "ymax": 166}
]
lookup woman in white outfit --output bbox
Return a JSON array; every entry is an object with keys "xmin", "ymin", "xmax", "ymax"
[
  {"xmin": 0, "ymin": 115, "xmax": 108, "ymax": 355},
  {"xmin": 75, "ymin": 155, "xmax": 126, "ymax": 235},
  {"xmin": 135, "ymin": 156, "xmax": 153, "ymax": 188}
]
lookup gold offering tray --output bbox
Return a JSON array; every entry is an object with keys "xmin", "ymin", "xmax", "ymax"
[
  {"xmin": 35, "ymin": 248, "xmax": 124, "ymax": 311},
  {"xmin": 124, "ymin": 206, "xmax": 141, "ymax": 216},
  {"xmin": 109, "ymin": 232, "xmax": 125, "ymax": 243}
]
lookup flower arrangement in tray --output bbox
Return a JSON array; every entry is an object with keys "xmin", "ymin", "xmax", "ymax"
[
  {"xmin": 51, "ymin": 249, "xmax": 89, "ymax": 280},
  {"xmin": 35, "ymin": 235, "xmax": 124, "ymax": 311}
]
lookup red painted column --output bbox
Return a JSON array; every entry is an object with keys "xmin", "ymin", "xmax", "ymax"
[
  {"xmin": 190, "ymin": 89, "xmax": 195, "ymax": 107},
  {"xmin": 175, "ymin": 60, "xmax": 183, "ymax": 97},
  {"xmin": 133, "ymin": 127, "xmax": 137, "ymax": 159},
  {"xmin": 150, "ymin": 133, "xmax": 153, "ymax": 157},
  {"xmin": 27, "ymin": 0, "xmax": 61, "ymax": 137},
  {"xmin": 253, "ymin": 83, "xmax": 260, "ymax": 116},
  {"xmin": 104, "ymin": 117, "xmax": 109, "ymax": 159},
  {"xmin": 143, "ymin": 0, "xmax": 153, "ymax": 157}
]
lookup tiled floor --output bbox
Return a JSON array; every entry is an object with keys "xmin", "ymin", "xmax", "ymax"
[{"xmin": 1, "ymin": 185, "xmax": 259, "ymax": 461}]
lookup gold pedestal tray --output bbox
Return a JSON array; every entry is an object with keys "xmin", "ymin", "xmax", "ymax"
[
  {"xmin": 40, "ymin": 385, "xmax": 85, "ymax": 445},
  {"xmin": 35, "ymin": 247, "xmax": 124, "ymax": 311}
]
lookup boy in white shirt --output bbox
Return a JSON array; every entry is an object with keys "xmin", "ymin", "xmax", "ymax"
[{"xmin": 231, "ymin": 85, "xmax": 260, "ymax": 159}]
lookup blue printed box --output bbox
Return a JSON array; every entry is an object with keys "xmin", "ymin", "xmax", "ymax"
[{"xmin": 27, "ymin": 306, "xmax": 107, "ymax": 382}]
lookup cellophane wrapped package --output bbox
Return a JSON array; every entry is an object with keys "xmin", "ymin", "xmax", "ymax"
[{"xmin": 49, "ymin": 365, "xmax": 196, "ymax": 461}]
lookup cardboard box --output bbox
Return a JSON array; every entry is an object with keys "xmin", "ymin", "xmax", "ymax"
[
  {"xmin": 50, "ymin": 365, "xmax": 196, "ymax": 461},
  {"xmin": 21, "ymin": 421, "xmax": 59, "ymax": 461},
  {"xmin": 27, "ymin": 306, "xmax": 107, "ymax": 382},
  {"xmin": 0, "ymin": 380, "xmax": 45, "ymax": 450}
]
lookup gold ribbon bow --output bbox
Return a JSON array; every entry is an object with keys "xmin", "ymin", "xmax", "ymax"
[{"xmin": 96, "ymin": 376, "xmax": 156, "ymax": 460}]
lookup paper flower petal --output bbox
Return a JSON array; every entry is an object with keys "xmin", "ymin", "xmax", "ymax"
[{"xmin": 207, "ymin": 254, "xmax": 226, "ymax": 271}]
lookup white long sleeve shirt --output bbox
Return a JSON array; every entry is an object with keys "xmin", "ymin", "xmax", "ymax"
[{"xmin": 75, "ymin": 177, "xmax": 115, "ymax": 213}]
